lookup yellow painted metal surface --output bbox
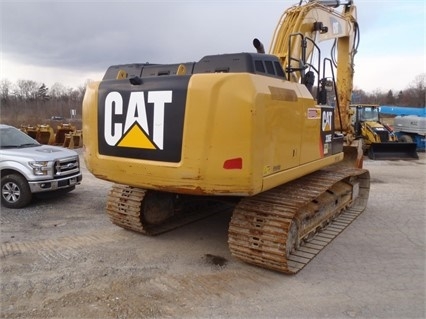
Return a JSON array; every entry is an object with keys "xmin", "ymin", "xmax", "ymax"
[
  {"xmin": 269, "ymin": 1, "xmax": 358, "ymax": 140},
  {"xmin": 83, "ymin": 73, "xmax": 341, "ymax": 196}
]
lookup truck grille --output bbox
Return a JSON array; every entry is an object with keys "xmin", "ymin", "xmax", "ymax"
[{"xmin": 54, "ymin": 156, "xmax": 80, "ymax": 178}]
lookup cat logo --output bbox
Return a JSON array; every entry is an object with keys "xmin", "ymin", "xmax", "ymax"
[
  {"xmin": 322, "ymin": 110, "xmax": 333, "ymax": 132},
  {"xmin": 104, "ymin": 90, "xmax": 172, "ymax": 150},
  {"xmin": 98, "ymin": 79, "xmax": 187, "ymax": 163}
]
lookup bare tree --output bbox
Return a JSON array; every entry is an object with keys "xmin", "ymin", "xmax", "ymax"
[
  {"xmin": 408, "ymin": 73, "xmax": 425, "ymax": 106},
  {"xmin": 50, "ymin": 82, "xmax": 68, "ymax": 99},
  {"xmin": 0, "ymin": 79, "xmax": 13, "ymax": 103},
  {"xmin": 385, "ymin": 90, "xmax": 395, "ymax": 105},
  {"xmin": 14, "ymin": 80, "xmax": 40, "ymax": 100},
  {"xmin": 351, "ymin": 88, "xmax": 369, "ymax": 104}
]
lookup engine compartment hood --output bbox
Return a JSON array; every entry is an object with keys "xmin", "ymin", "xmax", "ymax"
[
  {"xmin": 1, "ymin": 145, "xmax": 79, "ymax": 162},
  {"xmin": 364, "ymin": 121, "xmax": 387, "ymax": 130}
]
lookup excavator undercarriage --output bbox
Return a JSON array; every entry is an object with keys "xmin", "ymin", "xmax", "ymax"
[
  {"xmin": 106, "ymin": 163, "xmax": 369, "ymax": 274},
  {"xmin": 229, "ymin": 165, "xmax": 369, "ymax": 273},
  {"xmin": 106, "ymin": 185, "xmax": 233, "ymax": 235}
]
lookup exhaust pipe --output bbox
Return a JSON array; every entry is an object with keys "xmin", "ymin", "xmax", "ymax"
[{"xmin": 253, "ymin": 38, "xmax": 265, "ymax": 54}]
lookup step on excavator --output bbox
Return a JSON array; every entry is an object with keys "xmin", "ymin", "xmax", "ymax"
[{"xmin": 83, "ymin": 0, "xmax": 370, "ymax": 274}]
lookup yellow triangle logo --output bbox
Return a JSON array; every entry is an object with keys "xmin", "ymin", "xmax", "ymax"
[{"xmin": 118, "ymin": 124, "xmax": 156, "ymax": 149}]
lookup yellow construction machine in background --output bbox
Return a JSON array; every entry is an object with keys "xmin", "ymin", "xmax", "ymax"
[
  {"xmin": 350, "ymin": 104, "xmax": 418, "ymax": 159},
  {"xmin": 21, "ymin": 123, "xmax": 83, "ymax": 149}
]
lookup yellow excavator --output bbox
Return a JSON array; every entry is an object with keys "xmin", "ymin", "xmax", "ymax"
[{"xmin": 83, "ymin": 0, "xmax": 370, "ymax": 274}]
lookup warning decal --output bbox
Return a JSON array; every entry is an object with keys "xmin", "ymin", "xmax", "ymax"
[{"xmin": 307, "ymin": 108, "xmax": 321, "ymax": 119}]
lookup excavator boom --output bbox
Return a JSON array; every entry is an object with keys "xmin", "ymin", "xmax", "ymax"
[{"xmin": 270, "ymin": 0, "xmax": 359, "ymax": 139}]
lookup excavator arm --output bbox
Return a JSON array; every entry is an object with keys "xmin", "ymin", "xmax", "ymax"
[{"xmin": 268, "ymin": 0, "xmax": 359, "ymax": 138}]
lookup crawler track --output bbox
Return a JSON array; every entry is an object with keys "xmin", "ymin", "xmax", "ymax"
[
  {"xmin": 228, "ymin": 167, "xmax": 370, "ymax": 274},
  {"xmin": 106, "ymin": 184, "xmax": 230, "ymax": 235},
  {"xmin": 106, "ymin": 166, "xmax": 369, "ymax": 274}
]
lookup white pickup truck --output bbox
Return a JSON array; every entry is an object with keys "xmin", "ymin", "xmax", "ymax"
[{"xmin": 0, "ymin": 124, "xmax": 82, "ymax": 208}]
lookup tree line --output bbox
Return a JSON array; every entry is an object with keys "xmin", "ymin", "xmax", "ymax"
[
  {"xmin": 0, "ymin": 73, "xmax": 424, "ymax": 128},
  {"xmin": 351, "ymin": 73, "xmax": 425, "ymax": 107},
  {"xmin": 0, "ymin": 79, "xmax": 87, "ymax": 129}
]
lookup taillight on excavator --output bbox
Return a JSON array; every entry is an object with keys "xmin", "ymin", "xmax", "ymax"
[{"xmin": 223, "ymin": 158, "xmax": 243, "ymax": 169}]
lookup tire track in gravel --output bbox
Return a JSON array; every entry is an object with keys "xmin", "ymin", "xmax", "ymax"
[
  {"xmin": 123, "ymin": 268, "xmax": 274, "ymax": 318},
  {"xmin": 0, "ymin": 211, "xmax": 42, "ymax": 225},
  {"xmin": 0, "ymin": 230, "xmax": 129, "ymax": 261}
]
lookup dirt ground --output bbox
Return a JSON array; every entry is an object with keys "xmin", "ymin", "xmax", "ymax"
[{"xmin": 1, "ymin": 151, "xmax": 425, "ymax": 319}]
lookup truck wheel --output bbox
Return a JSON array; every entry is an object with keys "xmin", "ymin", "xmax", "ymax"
[
  {"xmin": 399, "ymin": 135, "xmax": 413, "ymax": 143},
  {"xmin": 1, "ymin": 174, "xmax": 32, "ymax": 208}
]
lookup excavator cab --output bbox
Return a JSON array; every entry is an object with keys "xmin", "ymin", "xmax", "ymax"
[{"xmin": 351, "ymin": 104, "xmax": 418, "ymax": 159}]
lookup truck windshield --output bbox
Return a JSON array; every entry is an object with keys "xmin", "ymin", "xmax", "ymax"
[{"xmin": 0, "ymin": 126, "xmax": 41, "ymax": 149}]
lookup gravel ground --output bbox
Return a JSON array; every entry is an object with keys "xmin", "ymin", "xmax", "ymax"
[{"xmin": 1, "ymin": 152, "xmax": 425, "ymax": 319}]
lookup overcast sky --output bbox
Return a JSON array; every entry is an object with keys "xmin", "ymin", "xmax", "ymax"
[{"xmin": 1, "ymin": 0, "xmax": 425, "ymax": 93}]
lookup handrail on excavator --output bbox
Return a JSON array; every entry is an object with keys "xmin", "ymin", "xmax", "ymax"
[{"xmin": 307, "ymin": 0, "xmax": 353, "ymax": 7}]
